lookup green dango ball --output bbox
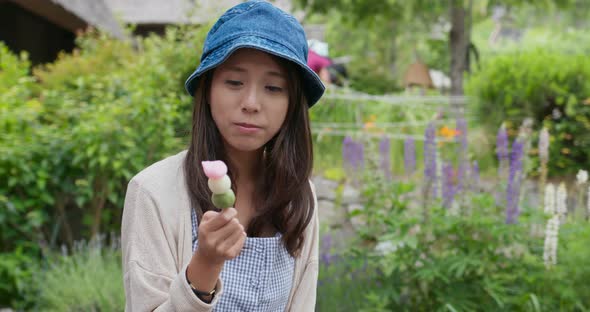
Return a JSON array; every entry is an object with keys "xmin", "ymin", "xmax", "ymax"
[{"xmin": 211, "ymin": 191, "xmax": 235, "ymax": 209}]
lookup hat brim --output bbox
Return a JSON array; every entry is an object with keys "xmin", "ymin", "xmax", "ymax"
[{"xmin": 184, "ymin": 35, "xmax": 325, "ymax": 107}]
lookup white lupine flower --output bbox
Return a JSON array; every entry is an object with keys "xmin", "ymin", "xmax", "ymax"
[
  {"xmin": 556, "ymin": 183, "xmax": 567, "ymax": 216},
  {"xmin": 543, "ymin": 215, "xmax": 560, "ymax": 268},
  {"xmin": 539, "ymin": 128, "xmax": 550, "ymax": 163},
  {"xmin": 576, "ymin": 169, "xmax": 588, "ymax": 185},
  {"xmin": 544, "ymin": 184, "xmax": 556, "ymax": 214},
  {"xmin": 549, "ymin": 217, "xmax": 559, "ymax": 265}
]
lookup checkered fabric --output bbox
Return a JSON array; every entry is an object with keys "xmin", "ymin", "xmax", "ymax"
[{"xmin": 191, "ymin": 209, "xmax": 295, "ymax": 311}]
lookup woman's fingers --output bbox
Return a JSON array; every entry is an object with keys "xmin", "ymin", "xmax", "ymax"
[
  {"xmin": 201, "ymin": 208, "xmax": 237, "ymax": 232},
  {"xmin": 216, "ymin": 226, "xmax": 247, "ymax": 259},
  {"xmin": 211, "ymin": 217, "xmax": 244, "ymax": 244},
  {"xmin": 226, "ymin": 233, "xmax": 247, "ymax": 259},
  {"xmin": 197, "ymin": 207, "xmax": 246, "ymax": 261}
]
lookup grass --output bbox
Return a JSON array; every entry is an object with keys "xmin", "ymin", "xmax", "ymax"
[{"xmin": 32, "ymin": 239, "xmax": 125, "ymax": 311}]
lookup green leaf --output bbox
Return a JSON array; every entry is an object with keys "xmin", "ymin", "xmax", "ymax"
[
  {"xmin": 528, "ymin": 293, "xmax": 541, "ymax": 312},
  {"xmin": 445, "ymin": 303, "xmax": 459, "ymax": 312}
]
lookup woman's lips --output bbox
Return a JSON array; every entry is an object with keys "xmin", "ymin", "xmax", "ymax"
[{"xmin": 234, "ymin": 122, "xmax": 261, "ymax": 134}]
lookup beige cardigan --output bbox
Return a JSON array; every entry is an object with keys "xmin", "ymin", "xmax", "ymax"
[{"xmin": 121, "ymin": 150, "xmax": 319, "ymax": 311}]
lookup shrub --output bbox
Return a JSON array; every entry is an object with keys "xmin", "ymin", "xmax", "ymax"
[
  {"xmin": 466, "ymin": 50, "xmax": 590, "ymax": 176},
  {"xmin": 0, "ymin": 25, "xmax": 209, "ymax": 306},
  {"xmin": 350, "ymin": 174, "xmax": 590, "ymax": 311}
]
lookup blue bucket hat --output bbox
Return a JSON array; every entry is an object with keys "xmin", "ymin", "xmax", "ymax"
[{"xmin": 184, "ymin": 0, "xmax": 325, "ymax": 107}]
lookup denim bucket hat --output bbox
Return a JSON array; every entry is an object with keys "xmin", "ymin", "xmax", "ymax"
[{"xmin": 184, "ymin": 0, "xmax": 325, "ymax": 107}]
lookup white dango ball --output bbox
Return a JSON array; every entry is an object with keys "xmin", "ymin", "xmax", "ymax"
[{"xmin": 208, "ymin": 175, "xmax": 231, "ymax": 194}]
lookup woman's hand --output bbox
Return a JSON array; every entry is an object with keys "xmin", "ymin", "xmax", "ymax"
[
  {"xmin": 195, "ymin": 207, "xmax": 247, "ymax": 265},
  {"xmin": 187, "ymin": 208, "xmax": 246, "ymax": 295}
]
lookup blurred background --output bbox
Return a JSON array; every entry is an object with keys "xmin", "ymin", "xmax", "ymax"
[{"xmin": 2, "ymin": 0, "xmax": 590, "ymax": 311}]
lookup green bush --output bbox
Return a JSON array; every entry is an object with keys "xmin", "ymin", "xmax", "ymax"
[
  {"xmin": 466, "ymin": 51, "xmax": 590, "ymax": 175},
  {"xmin": 349, "ymin": 174, "xmax": 590, "ymax": 311},
  {"xmin": 0, "ymin": 247, "xmax": 39, "ymax": 309},
  {"xmin": 0, "ymin": 25, "xmax": 208, "ymax": 306}
]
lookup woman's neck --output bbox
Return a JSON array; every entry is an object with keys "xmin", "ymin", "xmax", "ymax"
[{"xmin": 224, "ymin": 145, "xmax": 264, "ymax": 184}]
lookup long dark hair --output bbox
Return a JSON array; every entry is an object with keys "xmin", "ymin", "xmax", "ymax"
[{"xmin": 183, "ymin": 56, "xmax": 314, "ymax": 257}]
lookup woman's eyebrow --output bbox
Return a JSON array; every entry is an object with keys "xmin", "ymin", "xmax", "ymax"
[
  {"xmin": 266, "ymin": 70, "xmax": 286, "ymax": 79},
  {"xmin": 224, "ymin": 65, "xmax": 285, "ymax": 79},
  {"xmin": 225, "ymin": 65, "xmax": 247, "ymax": 73}
]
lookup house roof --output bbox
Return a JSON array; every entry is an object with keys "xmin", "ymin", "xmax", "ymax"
[
  {"xmin": 9, "ymin": 0, "xmax": 125, "ymax": 38},
  {"xmin": 104, "ymin": 0, "xmax": 294, "ymax": 25},
  {"xmin": 104, "ymin": 0, "xmax": 240, "ymax": 25},
  {"xmin": 53, "ymin": 0, "xmax": 125, "ymax": 37}
]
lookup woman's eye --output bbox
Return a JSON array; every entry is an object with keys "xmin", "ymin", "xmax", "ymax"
[
  {"xmin": 225, "ymin": 80, "xmax": 242, "ymax": 87},
  {"xmin": 266, "ymin": 86, "xmax": 283, "ymax": 93}
]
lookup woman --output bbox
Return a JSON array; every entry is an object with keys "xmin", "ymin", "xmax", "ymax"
[{"xmin": 121, "ymin": 1, "xmax": 325, "ymax": 311}]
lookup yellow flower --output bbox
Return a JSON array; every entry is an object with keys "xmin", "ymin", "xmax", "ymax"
[{"xmin": 438, "ymin": 126, "xmax": 461, "ymax": 139}]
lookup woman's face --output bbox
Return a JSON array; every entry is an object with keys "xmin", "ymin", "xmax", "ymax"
[{"xmin": 210, "ymin": 48, "xmax": 289, "ymax": 153}]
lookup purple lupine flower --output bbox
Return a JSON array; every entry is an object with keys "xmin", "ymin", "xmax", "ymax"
[
  {"xmin": 320, "ymin": 233, "xmax": 334, "ymax": 266},
  {"xmin": 456, "ymin": 117, "xmax": 468, "ymax": 193},
  {"xmin": 471, "ymin": 160, "xmax": 480, "ymax": 191},
  {"xmin": 342, "ymin": 136, "xmax": 364, "ymax": 173},
  {"xmin": 506, "ymin": 139, "xmax": 525, "ymax": 224},
  {"xmin": 496, "ymin": 125, "xmax": 509, "ymax": 207},
  {"xmin": 342, "ymin": 136, "xmax": 354, "ymax": 171},
  {"xmin": 404, "ymin": 136, "xmax": 416, "ymax": 176},
  {"xmin": 442, "ymin": 162, "xmax": 455, "ymax": 209},
  {"xmin": 497, "ymin": 125, "xmax": 509, "ymax": 172},
  {"xmin": 379, "ymin": 136, "xmax": 392, "ymax": 180},
  {"xmin": 352, "ymin": 140, "xmax": 364, "ymax": 172},
  {"xmin": 424, "ymin": 123, "xmax": 437, "ymax": 197}
]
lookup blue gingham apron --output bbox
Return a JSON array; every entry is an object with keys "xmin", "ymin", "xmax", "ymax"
[{"xmin": 191, "ymin": 209, "xmax": 295, "ymax": 311}]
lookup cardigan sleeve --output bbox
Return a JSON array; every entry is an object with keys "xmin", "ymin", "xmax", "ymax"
[
  {"xmin": 286, "ymin": 181, "xmax": 320, "ymax": 312},
  {"xmin": 121, "ymin": 178, "xmax": 223, "ymax": 312}
]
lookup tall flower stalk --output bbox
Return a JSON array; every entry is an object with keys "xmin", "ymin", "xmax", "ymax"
[
  {"xmin": 576, "ymin": 169, "xmax": 588, "ymax": 219},
  {"xmin": 506, "ymin": 139, "xmax": 525, "ymax": 224},
  {"xmin": 544, "ymin": 184, "xmax": 556, "ymax": 215},
  {"xmin": 543, "ymin": 181, "xmax": 560, "ymax": 268},
  {"xmin": 497, "ymin": 124, "xmax": 509, "ymax": 175},
  {"xmin": 422, "ymin": 122, "xmax": 437, "ymax": 222},
  {"xmin": 320, "ymin": 233, "xmax": 335, "ymax": 266},
  {"xmin": 424, "ymin": 123, "xmax": 437, "ymax": 195},
  {"xmin": 378, "ymin": 137, "xmax": 391, "ymax": 181},
  {"xmin": 342, "ymin": 136, "xmax": 364, "ymax": 184},
  {"xmin": 538, "ymin": 128, "xmax": 550, "ymax": 199},
  {"xmin": 454, "ymin": 117, "xmax": 468, "ymax": 213},
  {"xmin": 442, "ymin": 162, "xmax": 455, "ymax": 209},
  {"xmin": 516, "ymin": 118, "xmax": 534, "ymax": 209},
  {"xmin": 456, "ymin": 117, "xmax": 468, "ymax": 194},
  {"xmin": 404, "ymin": 136, "xmax": 416, "ymax": 176},
  {"xmin": 543, "ymin": 215, "xmax": 560, "ymax": 268},
  {"xmin": 496, "ymin": 124, "xmax": 509, "ymax": 207},
  {"xmin": 556, "ymin": 183, "xmax": 567, "ymax": 220},
  {"xmin": 471, "ymin": 160, "xmax": 480, "ymax": 192}
]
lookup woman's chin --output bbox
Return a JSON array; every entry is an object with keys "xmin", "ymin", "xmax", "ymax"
[{"xmin": 225, "ymin": 139, "xmax": 265, "ymax": 154}]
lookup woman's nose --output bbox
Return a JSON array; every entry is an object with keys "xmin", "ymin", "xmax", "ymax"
[{"xmin": 240, "ymin": 86, "xmax": 261, "ymax": 113}]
